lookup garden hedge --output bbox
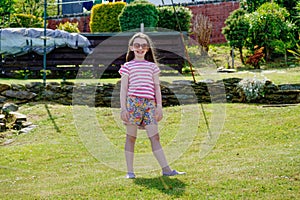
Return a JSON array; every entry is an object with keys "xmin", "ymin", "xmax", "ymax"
[
  {"xmin": 157, "ymin": 6, "xmax": 192, "ymax": 32},
  {"xmin": 90, "ymin": 2, "xmax": 126, "ymax": 33},
  {"xmin": 119, "ymin": 0, "xmax": 158, "ymax": 32}
]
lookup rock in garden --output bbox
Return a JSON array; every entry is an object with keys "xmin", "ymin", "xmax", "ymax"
[
  {"xmin": 19, "ymin": 125, "xmax": 38, "ymax": 134},
  {"xmin": 1, "ymin": 90, "xmax": 37, "ymax": 100},
  {"xmin": 25, "ymin": 82, "xmax": 44, "ymax": 89},
  {"xmin": 8, "ymin": 112, "xmax": 27, "ymax": 123},
  {"xmin": 2, "ymin": 103, "xmax": 19, "ymax": 113},
  {"xmin": 11, "ymin": 84, "xmax": 25, "ymax": 90},
  {"xmin": 0, "ymin": 95, "xmax": 7, "ymax": 103},
  {"xmin": 3, "ymin": 139, "xmax": 14, "ymax": 145},
  {"xmin": 0, "ymin": 84, "xmax": 10, "ymax": 92}
]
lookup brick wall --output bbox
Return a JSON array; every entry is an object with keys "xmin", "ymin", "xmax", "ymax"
[
  {"xmin": 188, "ymin": 1, "xmax": 240, "ymax": 43},
  {"xmin": 47, "ymin": 1, "xmax": 240, "ymax": 44},
  {"xmin": 47, "ymin": 14, "xmax": 91, "ymax": 32}
]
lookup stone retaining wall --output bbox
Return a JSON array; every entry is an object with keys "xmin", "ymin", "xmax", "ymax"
[{"xmin": 0, "ymin": 78, "xmax": 299, "ymax": 108}]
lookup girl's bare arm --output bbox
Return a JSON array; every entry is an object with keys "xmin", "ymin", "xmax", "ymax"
[
  {"xmin": 153, "ymin": 73, "xmax": 162, "ymax": 106},
  {"xmin": 153, "ymin": 73, "xmax": 163, "ymax": 121},
  {"xmin": 120, "ymin": 74, "xmax": 129, "ymax": 122}
]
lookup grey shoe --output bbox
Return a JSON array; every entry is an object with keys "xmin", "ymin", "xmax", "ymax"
[
  {"xmin": 125, "ymin": 172, "xmax": 136, "ymax": 179},
  {"xmin": 162, "ymin": 170, "xmax": 186, "ymax": 176}
]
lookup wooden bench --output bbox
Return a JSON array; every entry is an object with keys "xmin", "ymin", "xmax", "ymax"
[{"xmin": 0, "ymin": 32, "xmax": 186, "ymax": 78}]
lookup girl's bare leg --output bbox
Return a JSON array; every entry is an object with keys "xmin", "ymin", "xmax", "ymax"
[
  {"xmin": 125, "ymin": 125, "xmax": 137, "ymax": 173},
  {"xmin": 145, "ymin": 125, "xmax": 172, "ymax": 173}
]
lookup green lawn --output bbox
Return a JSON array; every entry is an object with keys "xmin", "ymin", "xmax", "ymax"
[
  {"xmin": 0, "ymin": 44, "xmax": 299, "ymax": 199},
  {"xmin": 0, "ymin": 103, "xmax": 299, "ymax": 199}
]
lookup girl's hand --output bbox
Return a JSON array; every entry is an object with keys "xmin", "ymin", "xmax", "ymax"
[
  {"xmin": 120, "ymin": 110, "xmax": 129, "ymax": 122},
  {"xmin": 155, "ymin": 106, "xmax": 163, "ymax": 122}
]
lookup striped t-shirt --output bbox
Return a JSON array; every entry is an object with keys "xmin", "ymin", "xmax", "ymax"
[{"xmin": 119, "ymin": 60, "xmax": 160, "ymax": 100}]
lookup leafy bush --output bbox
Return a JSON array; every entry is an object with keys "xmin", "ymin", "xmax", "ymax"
[
  {"xmin": 157, "ymin": 6, "xmax": 192, "ymax": 32},
  {"xmin": 119, "ymin": 0, "xmax": 158, "ymax": 32},
  {"xmin": 57, "ymin": 21, "xmax": 80, "ymax": 33},
  {"xmin": 90, "ymin": 2, "xmax": 126, "ymax": 33},
  {"xmin": 0, "ymin": 0, "xmax": 15, "ymax": 28},
  {"xmin": 240, "ymin": 0, "xmax": 299, "ymax": 16},
  {"xmin": 10, "ymin": 13, "xmax": 43, "ymax": 28},
  {"xmin": 246, "ymin": 2, "xmax": 295, "ymax": 60}
]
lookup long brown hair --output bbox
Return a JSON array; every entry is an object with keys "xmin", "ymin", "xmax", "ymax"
[{"xmin": 126, "ymin": 32, "xmax": 158, "ymax": 64}]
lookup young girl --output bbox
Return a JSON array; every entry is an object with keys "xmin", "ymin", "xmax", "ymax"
[{"xmin": 119, "ymin": 32, "xmax": 185, "ymax": 179}]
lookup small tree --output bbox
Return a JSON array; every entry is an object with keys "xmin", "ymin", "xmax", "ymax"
[
  {"xmin": 246, "ymin": 2, "xmax": 295, "ymax": 61},
  {"xmin": 119, "ymin": 0, "xmax": 158, "ymax": 32},
  {"xmin": 192, "ymin": 13, "xmax": 212, "ymax": 55},
  {"xmin": 222, "ymin": 8, "xmax": 250, "ymax": 64}
]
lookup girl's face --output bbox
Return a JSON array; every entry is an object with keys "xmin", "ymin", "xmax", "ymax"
[{"xmin": 130, "ymin": 37, "xmax": 149, "ymax": 60}]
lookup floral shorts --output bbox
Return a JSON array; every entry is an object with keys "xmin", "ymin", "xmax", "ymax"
[{"xmin": 126, "ymin": 96, "xmax": 157, "ymax": 127}]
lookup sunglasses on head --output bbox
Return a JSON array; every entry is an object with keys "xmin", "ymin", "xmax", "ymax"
[{"xmin": 132, "ymin": 43, "xmax": 149, "ymax": 50}]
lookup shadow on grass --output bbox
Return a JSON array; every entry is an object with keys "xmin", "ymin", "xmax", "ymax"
[
  {"xmin": 44, "ymin": 104, "xmax": 61, "ymax": 133},
  {"xmin": 133, "ymin": 176, "xmax": 186, "ymax": 197}
]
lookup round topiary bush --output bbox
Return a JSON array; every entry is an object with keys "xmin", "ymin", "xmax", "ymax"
[
  {"xmin": 119, "ymin": 0, "xmax": 159, "ymax": 32},
  {"xmin": 90, "ymin": 2, "xmax": 126, "ymax": 33},
  {"xmin": 157, "ymin": 6, "xmax": 192, "ymax": 32}
]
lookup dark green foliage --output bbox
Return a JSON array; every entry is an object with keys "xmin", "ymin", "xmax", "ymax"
[
  {"xmin": 0, "ymin": 0, "xmax": 14, "ymax": 14},
  {"xmin": 0, "ymin": 0, "xmax": 15, "ymax": 27},
  {"xmin": 280, "ymin": 0, "xmax": 299, "ymax": 19},
  {"xmin": 222, "ymin": 8, "xmax": 250, "ymax": 64},
  {"xmin": 240, "ymin": 0, "xmax": 298, "ymax": 15},
  {"xmin": 295, "ymin": 2, "xmax": 300, "ymax": 29},
  {"xmin": 119, "ymin": 0, "xmax": 158, "ymax": 32},
  {"xmin": 157, "ymin": 6, "xmax": 192, "ymax": 32},
  {"xmin": 247, "ymin": 2, "xmax": 296, "ymax": 60},
  {"xmin": 13, "ymin": 0, "xmax": 56, "ymax": 17},
  {"xmin": 240, "ymin": 0, "xmax": 271, "ymax": 13},
  {"xmin": 90, "ymin": 2, "xmax": 126, "ymax": 33}
]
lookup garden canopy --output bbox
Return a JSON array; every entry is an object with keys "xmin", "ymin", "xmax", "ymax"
[{"xmin": 0, "ymin": 28, "xmax": 91, "ymax": 56}]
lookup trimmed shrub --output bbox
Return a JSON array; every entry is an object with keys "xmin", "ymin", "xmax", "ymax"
[
  {"xmin": 90, "ymin": 2, "xmax": 126, "ymax": 33},
  {"xmin": 10, "ymin": 13, "xmax": 43, "ymax": 28},
  {"xmin": 119, "ymin": 0, "xmax": 158, "ymax": 32},
  {"xmin": 57, "ymin": 21, "xmax": 80, "ymax": 33},
  {"xmin": 157, "ymin": 6, "xmax": 192, "ymax": 32}
]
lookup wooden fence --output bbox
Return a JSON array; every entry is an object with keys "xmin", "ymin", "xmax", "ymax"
[{"xmin": 0, "ymin": 32, "xmax": 186, "ymax": 78}]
